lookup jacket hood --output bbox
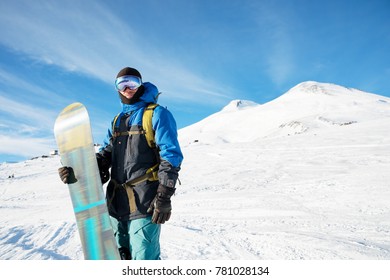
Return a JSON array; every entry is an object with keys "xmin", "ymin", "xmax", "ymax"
[{"xmin": 121, "ymin": 82, "xmax": 160, "ymax": 113}]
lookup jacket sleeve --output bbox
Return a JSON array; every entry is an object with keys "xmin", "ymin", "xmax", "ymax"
[{"xmin": 153, "ymin": 106, "xmax": 183, "ymax": 188}]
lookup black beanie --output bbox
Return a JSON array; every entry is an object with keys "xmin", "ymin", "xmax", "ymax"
[{"xmin": 116, "ymin": 67, "xmax": 142, "ymax": 79}]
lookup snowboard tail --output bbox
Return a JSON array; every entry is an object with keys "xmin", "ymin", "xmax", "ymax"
[{"xmin": 54, "ymin": 103, "xmax": 119, "ymax": 260}]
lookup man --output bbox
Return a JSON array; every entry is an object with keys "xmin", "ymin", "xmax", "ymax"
[{"xmin": 59, "ymin": 67, "xmax": 183, "ymax": 260}]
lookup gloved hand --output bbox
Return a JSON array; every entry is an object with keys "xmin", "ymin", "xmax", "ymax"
[
  {"xmin": 58, "ymin": 166, "xmax": 77, "ymax": 184},
  {"xmin": 147, "ymin": 184, "xmax": 175, "ymax": 224},
  {"xmin": 96, "ymin": 154, "xmax": 110, "ymax": 184}
]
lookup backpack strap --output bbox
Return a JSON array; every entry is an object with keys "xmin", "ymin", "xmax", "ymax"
[
  {"xmin": 142, "ymin": 103, "xmax": 159, "ymax": 149},
  {"xmin": 111, "ymin": 112, "xmax": 123, "ymax": 138},
  {"xmin": 111, "ymin": 112, "xmax": 145, "ymax": 138},
  {"xmin": 111, "ymin": 104, "xmax": 159, "ymax": 142}
]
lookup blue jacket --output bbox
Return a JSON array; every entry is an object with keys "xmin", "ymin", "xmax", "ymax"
[{"xmin": 99, "ymin": 82, "xmax": 183, "ymax": 220}]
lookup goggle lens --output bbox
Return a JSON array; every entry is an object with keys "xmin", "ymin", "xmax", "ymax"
[{"xmin": 115, "ymin": 75, "xmax": 142, "ymax": 91}]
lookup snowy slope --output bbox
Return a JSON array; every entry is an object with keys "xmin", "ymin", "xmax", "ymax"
[{"xmin": 1, "ymin": 81, "xmax": 390, "ymax": 260}]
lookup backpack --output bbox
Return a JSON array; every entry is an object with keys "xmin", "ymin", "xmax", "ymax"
[
  {"xmin": 112, "ymin": 103, "xmax": 158, "ymax": 148},
  {"xmin": 111, "ymin": 103, "xmax": 160, "ymax": 184}
]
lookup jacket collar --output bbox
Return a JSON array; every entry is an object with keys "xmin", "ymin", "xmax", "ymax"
[{"xmin": 120, "ymin": 82, "xmax": 159, "ymax": 114}]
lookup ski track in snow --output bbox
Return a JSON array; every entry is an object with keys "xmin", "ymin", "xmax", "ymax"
[
  {"xmin": 0, "ymin": 223, "xmax": 79, "ymax": 260},
  {"xmin": 0, "ymin": 158, "xmax": 84, "ymax": 260}
]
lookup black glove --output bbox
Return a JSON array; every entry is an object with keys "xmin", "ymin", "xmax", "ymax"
[
  {"xmin": 58, "ymin": 166, "xmax": 77, "ymax": 184},
  {"xmin": 96, "ymin": 154, "xmax": 110, "ymax": 184},
  {"xmin": 147, "ymin": 184, "xmax": 175, "ymax": 224}
]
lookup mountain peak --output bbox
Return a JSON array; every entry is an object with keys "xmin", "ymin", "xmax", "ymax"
[
  {"xmin": 221, "ymin": 99, "xmax": 259, "ymax": 112},
  {"xmin": 286, "ymin": 81, "xmax": 361, "ymax": 97}
]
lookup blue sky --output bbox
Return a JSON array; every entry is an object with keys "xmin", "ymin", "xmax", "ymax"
[{"xmin": 0, "ymin": 0, "xmax": 389, "ymax": 163}]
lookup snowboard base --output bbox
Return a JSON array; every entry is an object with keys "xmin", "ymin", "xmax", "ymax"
[{"xmin": 54, "ymin": 102, "xmax": 120, "ymax": 260}]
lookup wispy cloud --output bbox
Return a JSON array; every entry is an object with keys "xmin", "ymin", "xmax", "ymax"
[
  {"xmin": 0, "ymin": 69, "xmax": 70, "ymax": 107},
  {"xmin": 0, "ymin": 0, "xmax": 234, "ymax": 105},
  {"xmin": 0, "ymin": 0, "xmax": 240, "ymax": 161},
  {"xmin": 251, "ymin": 2, "xmax": 296, "ymax": 87},
  {"xmin": 0, "ymin": 90, "xmax": 57, "ymax": 152},
  {"xmin": 147, "ymin": 63, "xmax": 235, "ymax": 106},
  {"xmin": 0, "ymin": 135, "xmax": 54, "ymax": 159},
  {"xmin": 0, "ymin": 94, "xmax": 57, "ymax": 130},
  {"xmin": 0, "ymin": 74, "xmax": 61, "ymax": 158}
]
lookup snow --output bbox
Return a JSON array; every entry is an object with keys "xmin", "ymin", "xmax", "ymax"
[{"xmin": 1, "ymin": 81, "xmax": 390, "ymax": 260}]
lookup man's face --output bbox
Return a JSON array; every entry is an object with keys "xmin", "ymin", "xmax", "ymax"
[{"xmin": 120, "ymin": 87, "xmax": 138, "ymax": 100}]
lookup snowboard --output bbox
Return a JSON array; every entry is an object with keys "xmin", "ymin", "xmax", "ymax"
[{"xmin": 54, "ymin": 102, "xmax": 120, "ymax": 260}]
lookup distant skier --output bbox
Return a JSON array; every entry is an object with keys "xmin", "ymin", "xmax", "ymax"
[{"xmin": 59, "ymin": 67, "xmax": 183, "ymax": 260}]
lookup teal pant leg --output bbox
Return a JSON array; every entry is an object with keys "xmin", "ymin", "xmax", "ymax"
[
  {"xmin": 129, "ymin": 216, "xmax": 161, "ymax": 260},
  {"xmin": 110, "ymin": 217, "xmax": 130, "ymax": 250}
]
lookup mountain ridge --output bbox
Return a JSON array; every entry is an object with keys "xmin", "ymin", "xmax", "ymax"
[{"xmin": 179, "ymin": 81, "xmax": 390, "ymax": 145}]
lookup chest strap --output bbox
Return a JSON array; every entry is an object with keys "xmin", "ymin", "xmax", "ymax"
[{"xmin": 113, "ymin": 130, "xmax": 145, "ymax": 138}]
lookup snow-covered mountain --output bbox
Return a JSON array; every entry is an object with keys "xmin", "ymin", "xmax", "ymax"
[
  {"xmin": 1, "ymin": 81, "xmax": 390, "ymax": 260},
  {"xmin": 179, "ymin": 81, "xmax": 390, "ymax": 145}
]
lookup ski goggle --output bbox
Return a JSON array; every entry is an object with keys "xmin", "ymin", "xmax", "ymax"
[{"xmin": 115, "ymin": 75, "xmax": 142, "ymax": 91}]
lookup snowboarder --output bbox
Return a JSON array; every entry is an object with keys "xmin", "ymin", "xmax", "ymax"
[{"xmin": 58, "ymin": 67, "xmax": 183, "ymax": 260}]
